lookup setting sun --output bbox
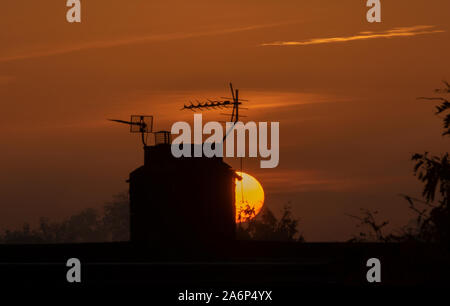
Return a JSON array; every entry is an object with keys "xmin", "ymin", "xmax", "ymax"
[{"xmin": 235, "ymin": 171, "xmax": 265, "ymax": 223}]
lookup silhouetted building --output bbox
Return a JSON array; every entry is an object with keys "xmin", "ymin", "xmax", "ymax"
[{"xmin": 128, "ymin": 132, "xmax": 237, "ymax": 246}]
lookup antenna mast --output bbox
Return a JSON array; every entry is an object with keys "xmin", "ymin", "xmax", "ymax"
[{"xmin": 181, "ymin": 82, "xmax": 248, "ymax": 142}]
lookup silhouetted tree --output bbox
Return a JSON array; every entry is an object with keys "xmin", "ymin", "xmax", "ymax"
[
  {"xmin": 348, "ymin": 81, "xmax": 450, "ymax": 245},
  {"xmin": 0, "ymin": 192, "xmax": 304, "ymax": 244},
  {"xmin": 418, "ymin": 80, "xmax": 450, "ymax": 136},
  {"xmin": 0, "ymin": 193, "xmax": 130, "ymax": 244},
  {"xmin": 237, "ymin": 203, "xmax": 305, "ymax": 242},
  {"xmin": 0, "ymin": 223, "xmax": 44, "ymax": 244},
  {"xmin": 347, "ymin": 209, "xmax": 390, "ymax": 242},
  {"xmin": 402, "ymin": 82, "xmax": 450, "ymax": 245},
  {"xmin": 102, "ymin": 192, "xmax": 130, "ymax": 241}
]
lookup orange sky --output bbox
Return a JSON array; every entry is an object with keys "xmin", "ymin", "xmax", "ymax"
[{"xmin": 0, "ymin": 0, "xmax": 449, "ymax": 241}]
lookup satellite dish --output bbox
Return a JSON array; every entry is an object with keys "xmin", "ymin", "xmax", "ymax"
[{"xmin": 108, "ymin": 115, "xmax": 153, "ymax": 146}]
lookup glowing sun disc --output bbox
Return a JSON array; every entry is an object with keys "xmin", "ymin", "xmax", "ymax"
[{"xmin": 235, "ymin": 171, "xmax": 265, "ymax": 223}]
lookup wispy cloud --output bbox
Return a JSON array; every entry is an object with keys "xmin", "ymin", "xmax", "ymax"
[
  {"xmin": 261, "ymin": 25, "xmax": 444, "ymax": 47},
  {"xmin": 252, "ymin": 169, "xmax": 408, "ymax": 193},
  {"xmin": 0, "ymin": 21, "xmax": 299, "ymax": 63}
]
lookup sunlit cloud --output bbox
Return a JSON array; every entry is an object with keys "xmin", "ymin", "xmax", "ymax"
[
  {"xmin": 246, "ymin": 92, "xmax": 351, "ymax": 110},
  {"xmin": 261, "ymin": 25, "xmax": 445, "ymax": 47},
  {"xmin": 0, "ymin": 21, "xmax": 300, "ymax": 63}
]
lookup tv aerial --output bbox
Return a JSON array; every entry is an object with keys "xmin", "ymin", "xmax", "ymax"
[
  {"xmin": 108, "ymin": 115, "xmax": 153, "ymax": 146},
  {"xmin": 181, "ymin": 83, "xmax": 248, "ymax": 141}
]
